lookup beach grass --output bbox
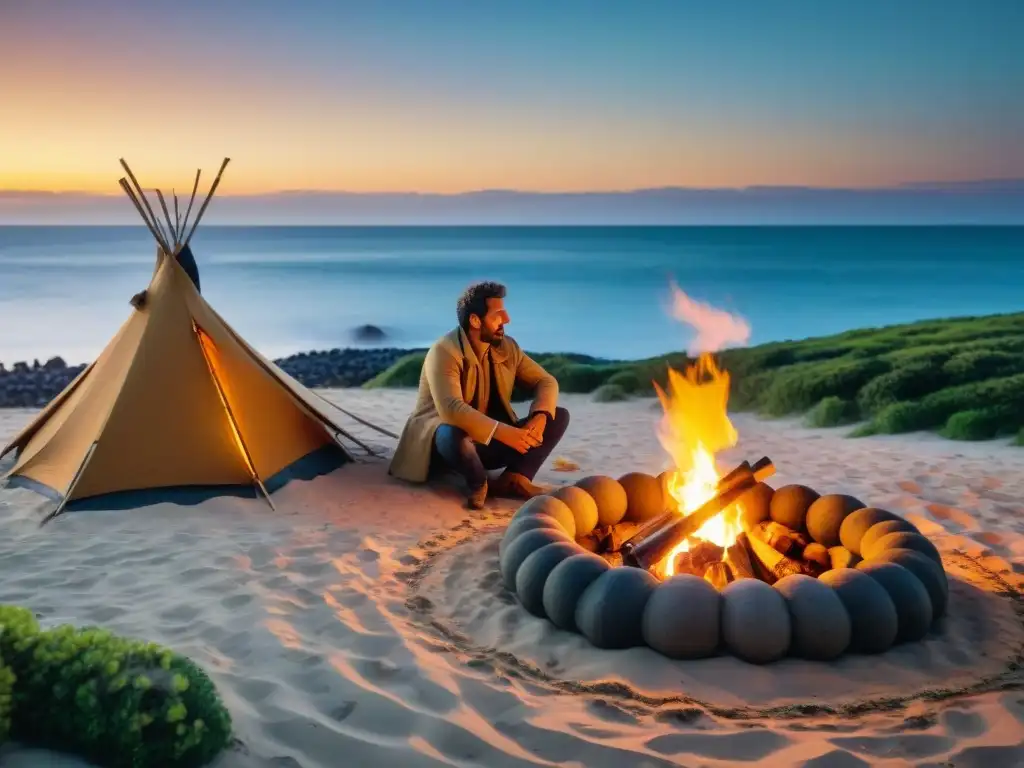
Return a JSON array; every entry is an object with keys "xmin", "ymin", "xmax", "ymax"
[{"xmin": 364, "ymin": 312, "xmax": 1024, "ymax": 444}]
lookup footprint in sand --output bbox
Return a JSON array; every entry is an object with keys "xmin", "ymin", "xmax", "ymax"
[{"xmin": 926, "ymin": 503, "xmax": 979, "ymax": 531}]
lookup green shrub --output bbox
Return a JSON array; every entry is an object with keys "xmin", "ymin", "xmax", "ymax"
[
  {"xmin": 0, "ymin": 607, "xmax": 30, "ymax": 746},
  {"xmin": 1016, "ymin": 428, "xmax": 1024, "ymax": 446},
  {"xmin": 805, "ymin": 397, "xmax": 860, "ymax": 427},
  {"xmin": 557, "ymin": 363, "xmax": 614, "ymax": 393},
  {"xmin": 942, "ymin": 350, "xmax": 1024, "ymax": 384},
  {"xmin": 592, "ymin": 383, "xmax": 630, "ymax": 403},
  {"xmin": 604, "ymin": 369, "xmax": 646, "ymax": 394},
  {"xmin": 0, "ymin": 605, "xmax": 231, "ymax": 768},
  {"xmin": 362, "ymin": 352, "xmax": 426, "ymax": 388},
  {"xmin": 856, "ymin": 362, "xmax": 943, "ymax": 415},
  {"xmin": 759, "ymin": 359, "xmax": 891, "ymax": 416},
  {"xmin": 941, "ymin": 407, "xmax": 1018, "ymax": 441},
  {"xmin": 869, "ymin": 401, "xmax": 932, "ymax": 434}
]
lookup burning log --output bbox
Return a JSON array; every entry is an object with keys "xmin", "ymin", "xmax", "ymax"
[
  {"xmin": 704, "ymin": 561, "xmax": 734, "ymax": 590},
  {"xmin": 746, "ymin": 527, "xmax": 813, "ymax": 581},
  {"xmin": 621, "ymin": 456, "xmax": 775, "ymax": 572},
  {"xmin": 723, "ymin": 534, "xmax": 757, "ymax": 580},
  {"xmin": 673, "ymin": 540, "xmax": 724, "ymax": 578},
  {"xmin": 752, "ymin": 521, "xmax": 809, "ymax": 558}
]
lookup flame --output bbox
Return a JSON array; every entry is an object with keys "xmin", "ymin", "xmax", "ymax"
[{"xmin": 654, "ymin": 284, "xmax": 752, "ymax": 578}]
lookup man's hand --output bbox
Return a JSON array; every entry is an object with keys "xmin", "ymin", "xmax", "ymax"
[
  {"xmin": 524, "ymin": 413, "xmax": 547, "ymax": 441},
  {"xmin": 494, "ymin": 422, "xmax": 542, "ymax": 454}
]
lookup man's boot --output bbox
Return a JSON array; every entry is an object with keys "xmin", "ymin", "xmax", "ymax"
[
  {"xmin": 490, "ymin": 471, "xmax": 547, "ymax": 500},
  {"xmin": 467, "ymin": 480, "xmax": 488, "ymax": 510}
]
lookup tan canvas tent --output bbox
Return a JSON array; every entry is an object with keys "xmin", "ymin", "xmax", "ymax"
[{"xmin": 0, "ymin": 158, "xmax": 393, "ymax": 523}]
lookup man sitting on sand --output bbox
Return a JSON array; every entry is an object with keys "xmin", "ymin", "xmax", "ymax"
[{"xmin": 389, "ymin": 281, "xmax": 570, "ymax": 509}]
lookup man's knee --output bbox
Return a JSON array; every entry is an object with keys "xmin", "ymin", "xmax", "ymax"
[
  {"xmin": 553, "ymin": 406, "xmax": 570, "ymax": 426},
  {"xmin": 435, "ymin": 424, "xmax": 474, "ymax": 455},
  {"xmin": 544, "ymin": 406, "xmax": 570, "ymax": 442}
]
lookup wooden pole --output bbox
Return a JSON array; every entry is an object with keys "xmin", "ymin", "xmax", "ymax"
[
  {"xmin": 118, "ymin": 179, "xmax": 165, "ymax": 246},
  {"xmin": 173, "ymin": 190, "xmax": 181, "ymax": 244},
  {"xmin": 183, "ymin": 157, "xmax": 231, "ymax": 246},
  {"xmin": 179, "ymin": 169, "xmax": 201, "ymax": 243},
  {"xmin": 155, "ymin": 189, "xmax": 177, "ymax": 251},
  {"xmin": 119, "ymin": 159, "xmax": 169, "ymax": 251}
]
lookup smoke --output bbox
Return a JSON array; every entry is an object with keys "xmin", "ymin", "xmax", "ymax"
[{"xmin": 668, "ymin": 280, "xmax": 751, "ymax": 355}]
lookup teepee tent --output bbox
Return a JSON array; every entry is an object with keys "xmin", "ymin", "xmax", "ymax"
[{"xmin": 0, "ymin": 158, "xmax": 394, "ymax": 523}]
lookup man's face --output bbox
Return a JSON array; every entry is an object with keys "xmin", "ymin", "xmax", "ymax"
[{"xmin": 475, "ymin": 297, "xmax": 510, "ymax": 347}]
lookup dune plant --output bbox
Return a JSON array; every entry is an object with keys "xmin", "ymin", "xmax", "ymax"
[{"xmin": 0, "ymin": 605, "xmax": 231, "ymax": 768}]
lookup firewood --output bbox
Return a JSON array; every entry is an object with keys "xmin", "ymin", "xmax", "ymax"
[
  {"xmin": 747, "ymin": 533, "xmax": 806, "ymax": 581},
  {"xmin": 605, "ymin": 522, "xmax": 645, "ymax": 552},
  {"xmin": 724, "ymin": 534, "xmax": 757, "ymax": 579},
  {"xmin": 704, "ymin": 561, "xmax": 734, "ymax": 590},
  {"xmin": 577, "ymin": 533, "xmax": 602, "ymax": 553}
]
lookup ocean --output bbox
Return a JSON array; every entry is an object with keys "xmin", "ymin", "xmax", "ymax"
[{"xmin": 0, "ymin": 226, "xmax": 1021, "ymax": 366}]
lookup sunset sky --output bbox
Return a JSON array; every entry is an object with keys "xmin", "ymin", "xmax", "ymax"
[{"xmin": 1, "ymin": 0, "xmax": 1021, "ymax": 196}]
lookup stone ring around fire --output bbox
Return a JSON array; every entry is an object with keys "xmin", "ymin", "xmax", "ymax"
[{"xmin": 498, "ymin": 472, "xmax": 948, "ymax": 665}]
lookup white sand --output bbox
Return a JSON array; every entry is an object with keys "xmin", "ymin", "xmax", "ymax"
[{"xmin": 1, "ymin": 389, "xmax": 1023, "ymax": 767}]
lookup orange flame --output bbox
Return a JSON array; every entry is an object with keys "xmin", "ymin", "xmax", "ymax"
[{"xmin": 655, "ymin": 284, "xmax": 751, "ymax": 578}]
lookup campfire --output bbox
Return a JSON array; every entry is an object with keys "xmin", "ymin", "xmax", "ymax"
[{"xmin": 576, "ymin": 287, "xmax": 830, "ymax": 589}]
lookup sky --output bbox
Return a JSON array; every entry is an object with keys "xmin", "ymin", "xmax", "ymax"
[{"xmin": 1, "ymin": 0, "xmax": 1022, "ymax": 197}]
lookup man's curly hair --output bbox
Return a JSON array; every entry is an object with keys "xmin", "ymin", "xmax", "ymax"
[{"xmin": 456, "ymin": 281, "xmax": 506, "ymax": 331}]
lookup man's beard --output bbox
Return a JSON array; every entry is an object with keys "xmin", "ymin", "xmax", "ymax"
[{"xmin": 482, "ymin": 326, "xmax": 505, "ymax": 347}]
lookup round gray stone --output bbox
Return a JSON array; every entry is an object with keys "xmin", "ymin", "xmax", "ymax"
[
  {"xmin": 773, "ymin": 573, "xmax": 852, "ymax": 660},
  {"xmin": 500, "ymin": 527, "xmax": 573, "ymax": 592},
  {"xmin": 818, "ymin": 567, "xmax": 898, "ymax": 654},
  {"xmin": 859, "ymin": 519, "xmax": 920, "ymax": 557},
  {"xmin": 720, "ymin": 578, "xmax": 792, "ymax": 664},
  {"xmin": 641, "ymin": 575, "xmax": 722, "ymax": 659},
  {"xmin": 542, "ymin": 553, "xmax": 611, "ymax": 632},
  {"xmin": 500, "ymin": 513, "xmax": 564, "ymax": 559},
  {"xmin": 860, "ymin": 547, "xmax": 949, "ymax": 620},
  {"xmin": 575, "ymin": 567, "xmax": 660, "ymax": 649},
  {"xmin": 515, "ymin": 541, "xmax": 582, "ymax": 618},
  {"xmin": 857, "ymin": 561, "xmax": 933, "ymax": 642},
  {"xmin": 839, "ymin": 508, "xmax": 901, "ymax": 555}
]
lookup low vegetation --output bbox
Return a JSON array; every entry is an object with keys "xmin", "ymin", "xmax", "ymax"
[
  {"xmin": 0, "ymin": 605, "xmax": 232, "ymax": 767},
  {"xmin": 365, "ymin": 312, "xmax": 1024, "ymax": 444}
]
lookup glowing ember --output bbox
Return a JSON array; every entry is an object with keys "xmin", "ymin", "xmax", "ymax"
[{"xmin": 654, "ymin": 284, "xmax": 752, "ymax": 578}]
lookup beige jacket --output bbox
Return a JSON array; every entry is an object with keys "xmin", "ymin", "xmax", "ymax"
[{"xmin": 388, "ymin": 328, "xmax": 559, "ymax": 483}]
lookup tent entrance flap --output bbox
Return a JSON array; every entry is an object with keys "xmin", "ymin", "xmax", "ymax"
[{"xmin": 193, "ymin": 321, "xmax": 276, "ymax": 511}]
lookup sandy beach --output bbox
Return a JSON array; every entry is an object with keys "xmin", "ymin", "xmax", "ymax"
[{"xmin": 1, "ymin": 388, "xmax": 1023, "ymax": 767}]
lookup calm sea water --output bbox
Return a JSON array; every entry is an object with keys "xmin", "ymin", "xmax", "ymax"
[{"xmin": 0, "ymin": 226, "xmax": 1021, "ymax": 365}]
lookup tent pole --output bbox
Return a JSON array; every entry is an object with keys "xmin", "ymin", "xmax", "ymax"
[
  {"xmin": 183, "ymin": 158, "xmax": 231, "ymax": 246},
  {"xmin": 179, "ymin": 169, "xmax": 202, "ymax": 244},
  {"xmin": 119, "ymin": 159, "xmax": 170, "ymax": 252},
  {"xmin": 40, "ymin": 441, "xmax": 99, "ymax": 527},
  {"xmin": 119, "ymin": 179, "xmax": 165, "ymax": 247},
  {"xmin": 155, "ymin": 189, "xmax": 178, "ymax": 251},
  {"xmin": 194, "ymin": 322, "xmax": 277, "ymax": 512}
]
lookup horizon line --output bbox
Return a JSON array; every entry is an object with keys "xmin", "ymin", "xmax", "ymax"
[{"xmin": 4, "ymin": 178, "xmax": 1024, "ymax": 198}]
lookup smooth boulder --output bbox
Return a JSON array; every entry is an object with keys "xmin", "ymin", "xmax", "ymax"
[
  {"xmin": 859, "ymin": 519, "xmax": 920, "ymax": 556},
  {"xmin": 856, "ymin": 561, "xmax": 933, "ymax": 642},
  {"xmin": 720, "ymin": 578, "xmax": 792, "ymax": 664},
  {"xmin": 575, "ymin": 475, "xmax": 629, "ymax": 527},
  {"xmin": 515, "ymin": 542, "xmax": 581, "ymax": 617},
  {"xmin": 618, "ymin": 472, "xmax": 666, "ymax": 523},
  {"xmin": 511, "ymin": 495, "xmax": 577, "ymax": 539},
  {"xmin": 740, "ymin": 483, "xmax": 774, "ymax": 532},
  {"xmin": 862, "ymin": 548, "xmax": 948, "ymax": 619},
  {"xmin": 806, "ymin": 494, "xmax": 864, "ymax": 547},
  {"xmin": 500, "ymin": 513, "xmax": 564, "ymax": 558},
  {"xmin": 863, "ymin": 531, "xmax": 942, "ymax": 568},
  {"xmin": 542, "ymin": 553, "xmax": 611, "ymax": 632},
  {"xmin": 575, "ymin": 567, "xmax": 659, "ymax": 649},
  {"xmin": 769, "ymin": 484, "xmax": 820, "ymax": 532},
  {"xmin": 550, "ymin": 486, "xmax": 600, "ymax": 537},
  {"xmin": 774, "ymin": 573, "xmax": 852, "ymax": 660},
  {"xmin": 819, "ymin": 568, "xmax": 898, "ymax": 654},
  {"xmin": 500, "ymin": 528, "xmax": 572, "ymax": 592},
  {"xmin": 641, "ymin": 575, "xmax": 721, "ymax": 659},
  {"xmin": 839, "ymin": 508, "xmax": 901, "ymax": 556}
]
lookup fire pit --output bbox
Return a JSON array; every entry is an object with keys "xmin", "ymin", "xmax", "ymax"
[{"xmin": 499, "ymin": 345, "xmax": 949, "ymax": 665}]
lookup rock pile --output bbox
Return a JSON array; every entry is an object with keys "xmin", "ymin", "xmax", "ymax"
[{"xmin": 0, "ymin": 347, "xmax": 422, "ymax": 408}]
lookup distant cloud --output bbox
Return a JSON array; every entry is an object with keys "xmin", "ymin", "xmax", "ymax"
[{"xmin": 1, "ymin": 181, "xmax": 1022, "ymax": 225}]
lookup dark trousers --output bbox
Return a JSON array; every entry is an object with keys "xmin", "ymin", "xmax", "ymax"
[{"xmin": 432, "ymin": 406, "xmax": 570, "ymax": 489}]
